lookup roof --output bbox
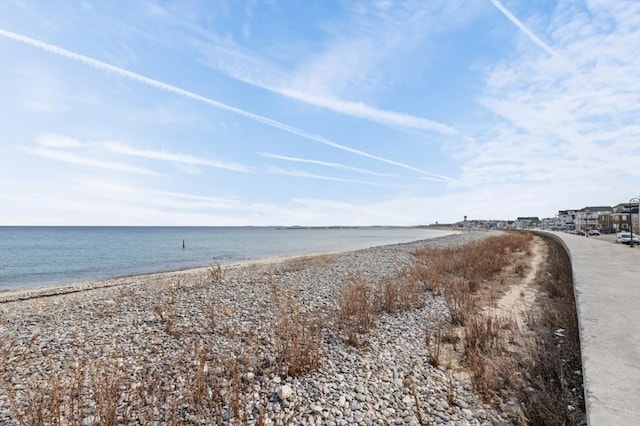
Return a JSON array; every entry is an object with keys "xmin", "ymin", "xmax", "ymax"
[{"xmin": 582, "ymin": 206, "xmax": 613, "ymax": 212}]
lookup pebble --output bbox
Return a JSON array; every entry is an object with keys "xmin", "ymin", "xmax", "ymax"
[{"xmin": 0, "ymin": 232, "xmax": 509, "ymax": 424}]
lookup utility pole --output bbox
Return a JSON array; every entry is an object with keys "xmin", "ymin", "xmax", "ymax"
[{"xmin": 630, "ymin": 197, "xmax": 640, "ymax": 248}]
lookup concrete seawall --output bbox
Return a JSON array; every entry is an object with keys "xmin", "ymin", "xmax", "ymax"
[{"xmin": 537, "ymin": 231, "xmax": 640, "ymax": 426}]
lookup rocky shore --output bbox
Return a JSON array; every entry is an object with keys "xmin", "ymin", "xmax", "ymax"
[{"xmin": 0, "ymin": 231, "xmax": 510, "ymax": 425}]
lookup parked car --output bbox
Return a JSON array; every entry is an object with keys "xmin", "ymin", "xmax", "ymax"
[
  {"xmin": 588, "ymin": 229, "xmax": 601, "ymax": 236},
  {"xmin": 615, "ymin": 232, "xmax": 640, "ymax": 245},
  {"xmin": 575, "ymin": 229, "xmax": 587, "ymax": 236}
]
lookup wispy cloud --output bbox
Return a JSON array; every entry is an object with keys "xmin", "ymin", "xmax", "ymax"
[
  {"xmin": 0, "ymin": 28, "xmax": 444, "ymax": 178},
  {"xmin": 490, "ymin": 0, "xmax": 557, "ymax": 58},
  {"xmin": 267, "ymin": 166, "xmax": 403, "ymax": 188},
  {"xmin": 24, "ymin": 147, "xmax": 158, "ymax": 176},
  {"xmin": 490, "ymin": 0, "xmax": 578, "ymax": 75},
  {"xmin": 212, "ymin": 62, "xmax": 457, "ymax": 134},
  {"xmin": 36, "ymin": 133, "xmax": 86, "ymax": 149},
  {"xmin": 259, "ymin": 152, "xmax": 398, "ymax": 178},
  {"xmin": 467, "ymin": 0, "xmax": 640, "ymax": 199},
  {"xmin": 24, "ymin": 133, "xmax": 158, "ymax": 176},
  {"xmin": 271, "ymin": 87, "xmax": 457, "ymax": 135},
  {"xmin": 75, "ymin": 178, "xmax": 241, "ymax": 210},
  {"xmin": 198, "ymin": 2, "xmax": 461, "ymax": 135},
  {"xmin": 106, "ymin": 142, "xmax": 252, "ymax": 173}
]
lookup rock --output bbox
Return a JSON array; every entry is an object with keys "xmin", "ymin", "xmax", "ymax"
[
  {"xmin": 455, "ymin": 399, "xmax": 469, "ymax": 409},
  {"xmin": 278, "ymin": 384, "xmax": 293, "ymax": 401}
]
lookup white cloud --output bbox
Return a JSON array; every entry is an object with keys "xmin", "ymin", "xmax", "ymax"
[
  {"xmin": 491, "ymin": 0, "xmax": 560, "ymax": 60},
  {"xmin": 259, "ymin": 152, "xmax": 398, "ymax": 178},
  {"xmin": 24, "ymin": 147, "xmax": 158, "ymax": 176},
  {"xmin": 0, "ymin": 28, "xmax": 433, "ymax": 176},
  {"xmin": 270, "ymin": 88, "xmax": 457, "ymax": 135},
  {"xmin": 266, "ymin": 166, "xmax": 404, "ymax": 188},
  {"xmin": 196, "ymin": 2, "xmax": 464, "ymax": 135},
  {"xmin": 36, "ymin": 133, "xmax": 86, "ymax": 149},
  {"xmin": 106, "ymin": 142, "xmax": 252, "ymax": 173},
  {"xmin": 464, "ymin": 0, "xmax": 640, "ymax": 206}
]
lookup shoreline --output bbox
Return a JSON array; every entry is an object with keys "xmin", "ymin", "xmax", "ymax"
[
  {"xmin": 0, "ymin": 232, "xmax": 460, "ymax": 303},
  {"xmin": 1, "ymin": 231, "xmax": 508, "ymax": 425}
]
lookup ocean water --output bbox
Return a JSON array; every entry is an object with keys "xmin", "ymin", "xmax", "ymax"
[{"xmin": 0, "ymin": 227, "xmax": 451, "ymax": 291}]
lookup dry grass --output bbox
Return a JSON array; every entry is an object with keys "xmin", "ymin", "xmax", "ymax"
[
  {"xmin": 414, "ymin": 232, "xmax": 533, "ymax": 289},
  {"xmin": 1, "ymin": 337, "xmax": 270, "ymax": 425},
  {"xmin": 410, "ymin": 232, "xmax": 584, "ymax": 424},
  {"xmin": 209, "ymin": 263, "xmax": 224, "ymax": 283},
  {"xmin": 335, "ymin": 276, "xmax": 377, "ymax": 346},
  {"xmin": 271, "ymin": 284, "xmax": 324, "ymax": 376},
  {"xmin": 514, "ymin": 237, "xmax": 585, "ymax": 425},
  {"xmin": 1, "ymin": 355, "xmax": 124, "ymax": 426},
  {"xmin": 0, "ymin": 231, "xmax": 583, "ymax": 425},
  {"xmin": 442, "ymin": 275, "xmax": 473, "ymax": 326},
  {"xmin": 376, "ymin": 275, "xmax": 424, "ymax": 314},
  {"xmin": 424, "ymin": 316, "xmax": 444, "ymax": 367},
  {"xmin": 153, "ymin": 304, "xmax": 180, "ymax": 337}
]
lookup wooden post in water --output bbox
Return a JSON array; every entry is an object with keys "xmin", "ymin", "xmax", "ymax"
[{"xmin": 182, "ymin": 239, "xmax": 185, "ymax": 249}]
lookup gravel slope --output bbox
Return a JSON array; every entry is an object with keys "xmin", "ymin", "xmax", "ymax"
[{"xmin": 0, "ymin": 231, "xmax": 510, "ymax": 425}]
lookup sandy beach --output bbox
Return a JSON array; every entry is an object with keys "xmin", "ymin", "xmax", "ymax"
[{"xmin": 0, "ymin": 231, "xmax": 515, "ymax": 425}]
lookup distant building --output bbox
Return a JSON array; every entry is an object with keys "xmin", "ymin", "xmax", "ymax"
[
  {"xmin": 514, "ymin": 217, "xmax": 540, "ymax": 229},
  {"xmin": 575, "ymin": 206, "xmax": 612, "ymax": 231},
  {"xmin": 557, "ymin": 209, "xmax": 579, "ymax": 231},
  {"xmin": 541, "ymin": 217, "xmax": 556, "ymax": 230},
  {"xmin": 611, "ymin": 203, "xmax": 639, "ymax": 233}
]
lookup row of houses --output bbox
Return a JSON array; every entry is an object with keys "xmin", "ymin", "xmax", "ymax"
[
  {"xmin": 449, "ymin": 201, "xmax": 639, "ymax": 234},
  {"xmin": 544, "ymin": 203, "xmax": 640, "ymax": 234}
]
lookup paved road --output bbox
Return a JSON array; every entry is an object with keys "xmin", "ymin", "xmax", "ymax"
[{"xmin": 542, "ymin": 231, "xmax": 640, "ymax": 426}]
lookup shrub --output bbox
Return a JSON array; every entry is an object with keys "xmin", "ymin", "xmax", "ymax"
[
  {"xmin": 271, "ymin": 285, "xmax": 323, "ymax": 376},
  {"xmin": 336, "ymin": 276, "xmax": 377, "ymax": 345}
]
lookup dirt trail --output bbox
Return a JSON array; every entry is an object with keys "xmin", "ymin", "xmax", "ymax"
[{"xmin": 488, "ymin": 235, "xmax": 547, "ymax": 329}]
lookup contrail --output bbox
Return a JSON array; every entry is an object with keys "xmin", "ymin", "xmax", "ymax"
[
  {"xmin": 106, "ymin": 142, "xmax": 253, "ymax": 173},
  {"xmin": 490, "ymin": 0, "xmax": 578, "ymax": 74},
  {"xmin": 0, "ymin": 28, "xmax": 455, "ymax": 182},
  {"xmin": 490, "ymin": 0, "xmax": 557, "ymax": 57},
  {"xmin": 267, "ymin": 167, "xmax": 405, "ymax": 188},
  {"xmin": 259, "ymin": 152, "xmax": 400, "ymax": 178}
]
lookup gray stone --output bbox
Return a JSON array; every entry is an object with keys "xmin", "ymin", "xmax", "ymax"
[{"xmin": 278, "ymin": 384, "xmax": 293, "ymax": 401}]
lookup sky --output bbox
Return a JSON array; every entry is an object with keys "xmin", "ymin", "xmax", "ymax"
[{"xmin": 0, "ymin": 0, "xmax": 638, "ymax": 226}]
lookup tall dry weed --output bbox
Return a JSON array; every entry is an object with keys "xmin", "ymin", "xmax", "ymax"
[
  {"xmin": 271, "ymin": 284, "xmax": 324, "ymax": 376},
  {"xmin": 336, "ymin": 276, "xmax": 377, "ymax": 345},
  {"xmin": 442, "ymin": 275, "xmax": 474, "ymax": 325}
]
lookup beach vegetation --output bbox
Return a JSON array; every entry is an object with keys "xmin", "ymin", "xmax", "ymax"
[
  {"xmin": 414, "ymin": 232, "xmax": 585, "ymax": 425},
  {"xmin": 271, "ymin": 284, "xmax": 324, "ymax": 376},
  {"xmin": 0, "ymin": 231, "xmax": 584, "ymax": 425},
  {"xmin": 209, "ymin": 263, "xmax": 224, "ymax": 283},
  {"xmin": 335, "ymin": 276, "xmax": 376, "ymax": 346}
]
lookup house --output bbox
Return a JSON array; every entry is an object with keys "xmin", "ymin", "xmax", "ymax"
[
  {"xmin": 611, "ymin": 203, "xmax": 639, "ymax": 233},
  {"xmin": 557, "ymin": 209, "xmax": 579, "ymax": 231},
  {"xmin": 575, "ymin": 206, "xmax": 612, "ymax": 231},
  {"xmin": 514, "ymin": 217, "xmax": 540, "ymax": 229},
  {"xmin": 541, "ymin": 217, "xmax": 556, "ymax": 230}
]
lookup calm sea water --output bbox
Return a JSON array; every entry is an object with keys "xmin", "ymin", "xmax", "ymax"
[{"xmin": 0, "ymin": 227, "xmax": 451, "ymax": 290}]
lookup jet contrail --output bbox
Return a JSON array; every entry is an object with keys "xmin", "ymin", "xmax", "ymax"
[
  {"xmin": 0, "ymin": 28, "xmax": 456, "ymax": 183},
  {"xmin": 259, "ymin": 152, "xmax": 400, "ymax": 178},
  {"xmin": 490, "ymin": 0, "xmax": 557, "ymax": 57},
  {"xmin": 106, "ymin": 142, "xmax": 253, "ymax": 173}
]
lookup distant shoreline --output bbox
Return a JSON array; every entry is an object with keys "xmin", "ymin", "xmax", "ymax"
[
  {"xmin": 0, "ymin": 232, "xmax": 460, "ymax": 303},
  {"xmin": 0, "ymin": 226, "xmax": 453, "ymax": 292}
]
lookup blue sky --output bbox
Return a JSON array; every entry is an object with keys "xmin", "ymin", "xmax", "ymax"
[{"xmin": 0, "ymin": 0, "xmax": 638, "ymax": 226}]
